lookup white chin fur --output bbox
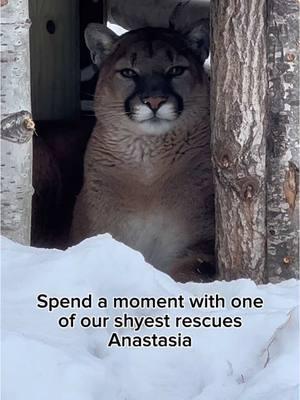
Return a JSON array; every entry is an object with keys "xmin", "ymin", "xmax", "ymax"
[{"xmin": 139, "ymin": 119, "xmax": 173, "ymax": 135}]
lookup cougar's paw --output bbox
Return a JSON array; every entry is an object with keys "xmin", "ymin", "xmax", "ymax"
[{"xmin": 170, "ymin": 255, "xmax": 217, "ymax": 283}]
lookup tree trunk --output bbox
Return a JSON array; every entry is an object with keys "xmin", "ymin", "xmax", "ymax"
[
  {"xmin": 108, "ymin": 0, "xmax": 210, "ymax": 30},
  {"xmin": 1, "ymin": 0, "xmax": 33, "ymax": 245},
  {"xmin": 211, "ymin": 0, "xmax": 268, "ymax": 283},
  {"xmin": 266, "ymin": 0, "xmax": 299, "ymax": 282}
]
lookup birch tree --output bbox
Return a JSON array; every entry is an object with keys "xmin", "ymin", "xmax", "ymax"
[{"xmin": 1, "ymin": 0, "xmax": 33, "ymax": 244}]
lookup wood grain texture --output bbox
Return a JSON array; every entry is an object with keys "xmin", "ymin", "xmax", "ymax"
[
  {"xmin": 29, "ymin": 0, "xmax": 80, "ymax": 120},
  {"xmin": 1, "ymin": 0, "xmax": 33, "ymax": 244},
  {"xmin": 266, "ymin": 0, "xmax": 299, "ymax": 281},
  {"xmin": 211, "ymin": 0, "xmax": 268, "ymax": 282}
]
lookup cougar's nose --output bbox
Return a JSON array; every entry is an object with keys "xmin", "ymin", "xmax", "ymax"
[{"xmin": 142, "ymin": 96, "xmax": 168, "ymax": 111}]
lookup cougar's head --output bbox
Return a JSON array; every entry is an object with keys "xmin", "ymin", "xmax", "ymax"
[{"xmin": 85, "ymin": 22, "xmax": 209, "ymax": 135}]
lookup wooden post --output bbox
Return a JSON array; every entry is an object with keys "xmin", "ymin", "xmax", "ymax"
[
  {"xmin": 266, "ymin": 0, "xmax": 299, "ymax": 281},
  {"xmin": 29, "ymin": 0, "xmax": 80, "ymax": 120},
  {"xmin": 211, "ymin": 0, "xmax": 268, "ymax": 283},
  {"xmin": 1, "ymin": 0, "xmax": 33, "ymax": 245}
]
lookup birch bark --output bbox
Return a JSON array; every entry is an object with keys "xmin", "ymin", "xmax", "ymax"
[{"xmin": 1, "ymin": 0, "xmax": 33, "ymax": 244}]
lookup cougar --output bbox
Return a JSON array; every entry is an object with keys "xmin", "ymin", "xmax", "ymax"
[{"xmin": 71, "ymin": 22, "xmax": 216, "ymax": 282}]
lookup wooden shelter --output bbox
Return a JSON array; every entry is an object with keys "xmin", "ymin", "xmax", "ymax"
[{"xmin": 1, "ymin": 0, "xmax": 298, "ymax": 282}]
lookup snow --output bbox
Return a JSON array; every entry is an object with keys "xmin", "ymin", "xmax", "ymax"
[
  {"xmin": 1, "ymin": 234, "xmax": 299, "ymax": 400},
  {"xmin": 107, "ymin": 22, "xmax": 128, "ymax": 36}
]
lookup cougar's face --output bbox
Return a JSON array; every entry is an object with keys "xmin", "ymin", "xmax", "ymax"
[
  {"xmin": 111, "ymin": 41, "xmax": 195, "ymax": 134},
  {"xmin": 95, "ymin": 28, "xmax": 208, "ymax": 135}
]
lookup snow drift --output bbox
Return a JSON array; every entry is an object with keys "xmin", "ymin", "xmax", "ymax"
[{"xmin": 1, "ymin": 234, "xmax": 299, "ymax": 400}]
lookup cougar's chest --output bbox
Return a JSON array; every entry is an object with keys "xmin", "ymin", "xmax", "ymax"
[{"xmin": 120, "ymin": 208, "xmax": 188, "ymax": 270}]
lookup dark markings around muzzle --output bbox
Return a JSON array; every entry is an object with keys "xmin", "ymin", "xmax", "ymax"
[{"xmin": 124, "ymin": 73, "xmax": 184, "ymax": 118}]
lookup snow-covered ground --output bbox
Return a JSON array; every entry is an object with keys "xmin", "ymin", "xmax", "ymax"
[{"xmin": 1, "ymin": 235, "xmax": 299, "ymax": 400}]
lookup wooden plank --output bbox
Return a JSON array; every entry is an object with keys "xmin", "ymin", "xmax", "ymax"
[
  {"xmin": 266, "ymin": 0, "xmax": 299, "ymax": 282},
  {"xmin": 29, "ymin": 0, "xmax": 80, "ymax": 120},
  {"xmin": 211, "ymin": 0, "xmax": 268, "ymax": 283},
  {"xmin": 1, "ymin": 0, "xmax": 33, "ymax": 245}
]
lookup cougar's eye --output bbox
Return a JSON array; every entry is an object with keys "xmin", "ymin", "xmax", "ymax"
[
  {"xmin": 167, "ymin": 66, "xmax": 187, "ymax": 77},
  {"xmin": 119, "ymin": 68, "xmax": 138, "ymax": 78}
]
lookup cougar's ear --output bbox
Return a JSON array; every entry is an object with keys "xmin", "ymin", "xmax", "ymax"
[
  {"xmin": 185, "ymin": 19, "xmax": 210, "ymax": 64},
  {"xmin": 84, "ymin": 23, "xmax": 118, "ymax": 67}
]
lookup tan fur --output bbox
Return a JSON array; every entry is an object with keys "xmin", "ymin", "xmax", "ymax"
[{"xmin": 71, "ymin": 26, "xmax": 215, "ymax": 282}]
